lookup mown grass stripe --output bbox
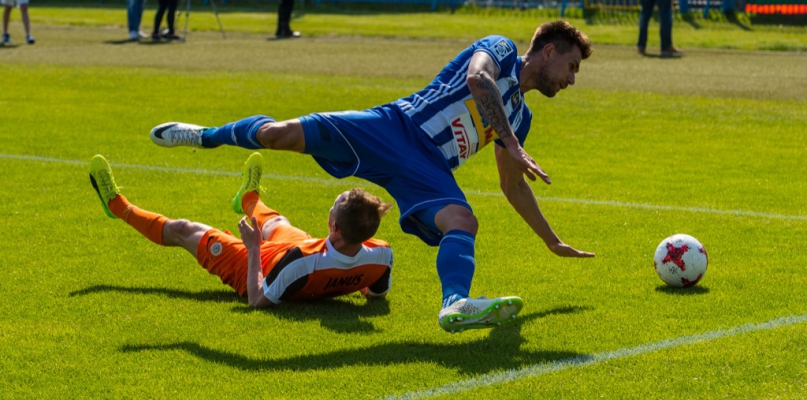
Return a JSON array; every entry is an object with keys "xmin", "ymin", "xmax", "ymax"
[{"xmin": 4, "ymin": 153, "xmax": 806, "ymax": 221}]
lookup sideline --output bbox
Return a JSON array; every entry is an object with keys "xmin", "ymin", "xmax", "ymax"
[
  {"xmin": 384, "ymin": 313, "xmax": 807, "ymax": 399},
  {"xmin": 3, "ymin": 153, "xmax": 807, "ymax": 221}
]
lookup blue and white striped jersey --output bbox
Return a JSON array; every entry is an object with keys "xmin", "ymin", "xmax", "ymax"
[{"xmin": 394, "ymin": 35, "xmax": 533, "ymax": 171}]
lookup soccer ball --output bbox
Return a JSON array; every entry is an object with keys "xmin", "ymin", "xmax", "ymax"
[{"xmin": 653, "ymin": 234, "xmax": 708, "ymax": 288}]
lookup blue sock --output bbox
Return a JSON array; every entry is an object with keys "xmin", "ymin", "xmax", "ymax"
[
  {"xmin": 437, "ymin": 229, "xmax": 476, "ymax": 308},
  {"xmin": 201, "ymin": 115, "xmax": 274, "ymax": 149}
]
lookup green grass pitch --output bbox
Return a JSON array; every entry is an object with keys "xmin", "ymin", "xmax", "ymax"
[{"xmin": 1, "ymin": 6, "xmax": 806, "ymax": 398}]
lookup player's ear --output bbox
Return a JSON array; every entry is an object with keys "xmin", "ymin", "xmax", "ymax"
[{"xmin": 542, "ymin": 42, "xmax": 555, "ymax": 60}]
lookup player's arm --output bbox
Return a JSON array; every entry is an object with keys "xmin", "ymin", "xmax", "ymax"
[
  {"xmin": 238, "ymin": 216, "xmax": 276, "ymax": 308},
  {"xmin": 494, "ymin": 144, "xmax": 595, "ymax": 258},
  {"xmin": 360, "ymin": 266, "xmax": 391, "ymax": 299},
  {"xmin": 466, "ymin": 51, "xmax": 550, "ymax": 184}
]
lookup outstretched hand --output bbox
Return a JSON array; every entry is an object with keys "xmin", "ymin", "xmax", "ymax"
[
  {"xmin": 548, "ymin": 242, "xmax": 596, "ymax": 258},
  {"xmin": 238, "ymin": 216, "xmax": 262, "ymax": 250},
  {"xmin": 507, "ymin": 143, "xmax": 551, "ymax": 184}
]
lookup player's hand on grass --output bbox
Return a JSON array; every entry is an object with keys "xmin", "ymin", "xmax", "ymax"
[
  {"xmin": 238, "ymin": 216, "xmax": 262, "ymax": 251},
  {"xmin": 548, "ymin": 242, "xmax": 595, "ymax": 258},
  {"xmin": 359, "ymin": 287, "xmax": 386, "ymax": 299}
]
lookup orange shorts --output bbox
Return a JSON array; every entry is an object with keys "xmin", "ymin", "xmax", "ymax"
[{"xmin": 195, "ymin": 224, "xmax": 310, "ymax": 296}]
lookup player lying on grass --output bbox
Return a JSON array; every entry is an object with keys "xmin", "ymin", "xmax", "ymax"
[
  {"xmin": 148, "ymin": 20, "xmax": 593, "ymax": 332},
  {"xmin": 88, "ymin": 152, "xmax": 394, "ymax": 308}
]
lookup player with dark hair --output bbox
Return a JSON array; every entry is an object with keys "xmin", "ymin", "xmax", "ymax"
[
  {"xmin": 89, "ymin": 152, "xmax": 394, "ymax": 308},
  {"xmin": 149, "ymin": 20, "xmax": 595, "ymax": 332}
]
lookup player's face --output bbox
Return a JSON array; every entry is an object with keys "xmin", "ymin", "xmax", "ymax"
[{"xmin": 532, "ymin": 44, "xmax": 582, "ymax": 98}]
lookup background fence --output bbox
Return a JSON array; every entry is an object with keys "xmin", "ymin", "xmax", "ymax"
[{"xmin": 311, "ymin": 0, "xmax": 807, "ymax": 15}]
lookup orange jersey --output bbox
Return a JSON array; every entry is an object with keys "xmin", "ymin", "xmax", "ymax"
[
  {"xmin": 262, "ymin": 237, "xmax": 392, "ymax": 303},
  {"xmin": 196, "ymin": 225, "xmax": 392, "ymax": 303}
]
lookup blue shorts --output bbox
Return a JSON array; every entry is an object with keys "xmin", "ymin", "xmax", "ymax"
[{"xmin": 299, "ymin": 104, "xmax": 471, "ymax": 246}]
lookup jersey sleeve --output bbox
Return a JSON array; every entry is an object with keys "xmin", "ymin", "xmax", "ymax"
[
  {"xmin": 360, "ymin": 240, "xmax": 392, "ymax": 297},
  {"xmin": 515, "ymin": 107, "xmax": 532, "ymax": 146},
  {"xmin": 474, "ymin": 36, "xmax": 519, "ymax": 75},
  {"xmin": 475, "ymin": 36, "xmax": 530, "ymax": 149},
  {"xmin": 262, "ymin": 247, "xmax": 309, "ymax": 304},
  {"xmin": 363, "ymin": 266, "xmax": 392, "ymax": 297},
  {"xmin": 493, "ymin": 98, "xmax": 532, "ymax": 152}
]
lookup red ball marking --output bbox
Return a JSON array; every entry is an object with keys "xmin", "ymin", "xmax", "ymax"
[
  {"xmin": 682, "ymin": 273, "xmax": 703, "ymax": 287},
  {"xmin": 663, "ymin": 243, "xmax": 689, "ymax": 271}
]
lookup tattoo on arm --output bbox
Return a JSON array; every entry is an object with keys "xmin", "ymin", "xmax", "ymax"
[{"xmin": 474, "ymin": 73, "xmax": 514, "ymax": 141}]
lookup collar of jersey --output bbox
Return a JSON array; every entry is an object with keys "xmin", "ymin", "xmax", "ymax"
[{"xmin": 325, "ymin": 237, "xmax": 366, "ymax": 263}]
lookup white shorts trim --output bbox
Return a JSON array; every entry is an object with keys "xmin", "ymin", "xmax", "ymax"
[{"xmin": 2, "ymin": 0, "xmax": 29, "ymax": 6}]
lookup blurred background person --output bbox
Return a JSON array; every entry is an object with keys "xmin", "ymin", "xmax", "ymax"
[
  {"xmin": 637, "ymin": 0, "xmax": 684, "ymax": 57},
  {"xmin": 127, "ymin": 0, "xmax": 147, "ymax": 41},
  {"xmin": 275, "ymin": 0, "xmax": 300, "ymax": 39},
  {"xmin": 152, "ymin": 0, "xmax": 180, "ymax": 40},
  {"xmin": 2, "ymin": 0, "xmax": 35, "ymax": 45}
]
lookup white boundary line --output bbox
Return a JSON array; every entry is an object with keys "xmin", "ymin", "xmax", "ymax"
[
  {"xmin": 384, "ymin": 313, "xmax": 807, "ymax": 400},
  {"xmin": 4, "ymin": 153, "xmax": 807, "ymax": 221},
  {"xmin": 465, "ymin": 190, "xmax": 807, "ymax": 221}
]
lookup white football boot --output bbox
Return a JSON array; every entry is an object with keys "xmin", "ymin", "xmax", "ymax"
[{"xmin": 150, "ymin": 122, "xmax": 208, "ymax": 148}]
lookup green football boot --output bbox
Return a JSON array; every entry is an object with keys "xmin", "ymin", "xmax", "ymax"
[
  {"xmin": 89, "ymin": 155, "xmax": 121, "ymax": 219},
  {"xmin": 232, "ymin": 152, "xmax": 264, "ymax": 214}
]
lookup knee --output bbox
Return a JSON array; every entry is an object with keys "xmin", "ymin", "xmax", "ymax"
[
  {"xmin": 163, "ymin": 219, "xmax": 199, "ymax": 242},
  {"xmin": 265, "ymin": 215, "xmax": 290, "ymax": 227},
  {"xmin": 256, "ymin": 120, "xmax": 304, "ymax": 152},
  {"xmin": 436, "ymin": 206, "xmax": 478, "ymax": 236},
  {"xmin": 257, "ymin": 122, "xmax": 282, "ymax": 150},
  {"xmin": 262, "ymin": 216, "xmax": 291, "ymax": 238},
  {"xmin": 456, "ymin": 212, "xmax": 479, "ymax": 236}
]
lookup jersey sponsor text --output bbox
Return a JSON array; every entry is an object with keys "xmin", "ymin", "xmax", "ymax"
[{"xmin": 323, "ymin": 274, "xmax": 365, "ymax": 290}]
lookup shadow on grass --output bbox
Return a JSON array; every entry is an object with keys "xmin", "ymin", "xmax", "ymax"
[
  {"xmin": 70, "ymin": 284, "xmax": 391, "ymax": 333},
  {"xmin": 138, "ymin": 40, "xmax": 184, "ymax": 46},
  {"xmin": 103, "ymin": 39, "xmax": 183, "ymax": 45},
  {"xmin": 104, "ymin": 38, "xmax": 139, "ymax": 45},
  {"xmin": 120, "ymin": 305, "xmax": 592, "ymax": 374},
  {"xmin": 654, "ymin": 285, "xmax": 710, "ymax": 295},
  {"xmin": 682, "ymin": 10, "xmax": 753, "ymax": 31},
  {"xmin": 234, "ymin": 297, "xmax": 392, "ymax": 334},
  {"xmin": 70, "ymin": 284, "xmax": 243, "ymax": 303},
  {"xmin": 682, "ymin": 13, "xmax": 703, "ymax": 29},
  {"xmin": 725, "ymin": 11, "xmax": 752, "ymax": 31}
]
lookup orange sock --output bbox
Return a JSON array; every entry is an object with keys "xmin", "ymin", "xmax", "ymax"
[
  {"xmin": 108, "ymin": 195, "xmax": 168, "ymax": 245},
  {"xmin": 242, "ymin": 191, "xmax": 280, "ymax": 230}
]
